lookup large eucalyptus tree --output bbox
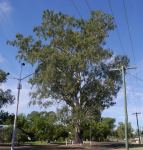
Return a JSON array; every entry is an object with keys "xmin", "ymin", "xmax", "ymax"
[{"xmin": 8, "ymin": 10, "xmax": 129, "ymax": 143}]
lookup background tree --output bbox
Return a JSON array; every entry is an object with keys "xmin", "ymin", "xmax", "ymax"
[
  {"xmin": 8, "ymin": 10, "xmax": 129, "ymax": 143},
  {"xmin": 115, "ymin": 122, "xmax": 133, "ymax": 140},
  {"xmin": 0, "ymin": 111, "xmax": 14, "ymax": 143},
  {"xmin": 16, "ymin": 111, "xmax": 57, "ymax": 142},
  {"xmin": 82, "ymin": 117, "xmax": 115, "ymax": 142},
  {"xmin": 0, "ymin": 111, "xmax": 14, "ymax": 124},
  {"xmin": 98, "ymin": 117, "xmax": 115, "ymax": 141},
  {"xmin": 0, "ymin": 109, "xmax": 117, "ymax": 143},
  {"xmin": 0, "ymin": 69, "xmax": 15, "ymax": 143},
  {"xmin": 0, "ymin": 69, "xmax": 15, "ymax": 109}
]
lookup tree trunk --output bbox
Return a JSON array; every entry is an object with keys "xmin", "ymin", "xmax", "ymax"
[{"xmin": 74, "ymin": 125, "xmax": 83, "ymax": 144}]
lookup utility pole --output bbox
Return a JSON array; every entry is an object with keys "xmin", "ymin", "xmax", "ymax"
[
  {"xmin": 111, "ymin": 66, "xmax": 136, "ymax": 150},
  {"xmin": 122, "ymin": 66, "xmax": 129, "ymax": 150},
  {"xmin": 132, "ymin": 112, "xmax": 141, "ymax": 144}
]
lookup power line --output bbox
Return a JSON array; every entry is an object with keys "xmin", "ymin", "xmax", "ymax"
[
  {"xmin": 84, "ymin": 0, "xmax": 92, "ymax": 12},
  {"xmin": 71, "ymin": 0, "xmax": 83, "ymax": 18},
  {"xmin": 122, "ymin": 1, "xmax": 139, "ymax": 111},
  {"xmin": 122, "ymin": 0, "xmax": 136, "ymax": 64},
  {"xmin": 127, "ymin": 72, "xmax": 143, "ymax": 82},
  {"xmin": 107, "ymin": 0, "xmax": 126, "ymax": 54}
]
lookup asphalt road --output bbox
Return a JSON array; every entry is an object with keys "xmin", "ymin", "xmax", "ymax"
[{"xmin": 0, "ymin": 142, "xmax": 142, "ymax": 150}]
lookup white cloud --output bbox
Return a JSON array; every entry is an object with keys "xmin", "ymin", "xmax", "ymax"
[
  {"xmin": 0, "ymin": 1, "xmax": 12, "ymax": 23},
  {"xmin": 2, "ymin": 80, "xmax": 31, "ymax": 114},
  {"xmin": 2, "ymin": 79, "xmax": 55, "ymax": 115}
]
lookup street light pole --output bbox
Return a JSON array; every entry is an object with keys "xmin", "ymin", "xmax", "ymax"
[
  {"xmin": 10, "ymin": 63, "xmax": 34, "ymax": 150},
  {"xmin": 11, "ymin": 81, "xmax": 22, "ymax": 150},
  {"xmin": 11, "ymin": 63, "xmax": 25, "ymax": 150}
]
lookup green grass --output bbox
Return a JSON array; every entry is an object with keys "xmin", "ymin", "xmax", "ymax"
[
  {"xmin": 25, "ymin": 141, "xmax": 48, "ymax": 145},
  {"xmin": 25, "ymin": 141, "xmax": 66, "ymax": 145},
  {"xmin": 130, "ymin": 148, "xmax": 143, "ymax": 150}
]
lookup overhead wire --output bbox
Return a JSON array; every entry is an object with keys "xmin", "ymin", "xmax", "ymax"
[
  {"xmin": 127, "ymin": 72, "xmax": 143, "ymax": 83},
  {"xmin": 122, "ymin": 0, "xmax": 141, "ymax": 123},
  {"xmin": 71, "ymin": 0, "xmax": 83, "ymax": 18},
  {"xmin": 126, "ymin": 74, "xmax": 138, "ymax": 125},
  {"xmin": 84, "ymin": 0, "xmax": 92, "ymax": 12},
  {"xmin": 107, "ymin": 0, "xmax": 135, "ymax": 117},
  {"xmin": 107, "ymin": 0, "xmax": 140, "ymax": 128},
  {"xmin": 71, "ymin": 1, "xmax": 141, "ymax": 121},
  {"xmin": 124, "ymin": 0, "xmax": 143, "ymax": 129},
  {"xmin": 107, "ymin": 0, "xmax": 126, "ymax": 54},
  {"xmin": 122, "ymin": 0, "xmax": 136, "ymax": 64},
  {"xmin": 127, "ymin": 72, "xmax": 143, "ymax": 129}
]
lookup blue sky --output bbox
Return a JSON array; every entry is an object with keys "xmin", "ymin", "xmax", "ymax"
[{"xmin": 0, "ymin": 0, "xmax": 143, "ymax": 129}]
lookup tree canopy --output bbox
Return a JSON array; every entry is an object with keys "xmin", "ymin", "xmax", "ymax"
[
  {"xmin": 0, "ymin": 69, "xmax": 15, "ymax": 109},
  {"xmin": 115, "ymin": 122, "xmax": 133, "ymax": 140},
  {"xmin": 8, "ymin": 10, "xmax": 129, "ymax": 143},
  {"xmin": 0, "ymin": 110, "xmax": 117, "ymax": 143}
]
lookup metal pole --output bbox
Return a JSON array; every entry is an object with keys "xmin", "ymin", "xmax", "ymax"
[
  {"xmin": 11, "ymin": 81, "xmax": 22, "ymax": 150},
  {"xmin": 122, "ymin": 66, "xmax": 129, "ymax": 150},
  {"xmin": 90, "ymin": 125, "xmax": 91, "ymax": 145},
  {"xmin": 11, "ymin": 63, "xmax": 24, "ymax": 150},
  {"xmin": 136, "ymin": 113, "xmax": 141, "ymax": 144},
  {"xmin": 10, "ymin": 63, "xmax": 34, "ymax": 150},
  {"xmin": 133, "ymin": 112, "xmax": 141, "ymax": 144}
]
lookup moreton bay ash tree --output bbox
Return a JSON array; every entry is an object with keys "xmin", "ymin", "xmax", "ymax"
[{"xmin": 8, "ymin": 10, "xmax": 129, "ymax": 143}]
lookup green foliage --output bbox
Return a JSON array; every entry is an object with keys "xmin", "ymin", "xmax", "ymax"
[
  {"xmin": 0, "ymin": 111, "xmax": 14, "ymax": 124},
  {"xmin": 83, "ymin": 117, "xmax": 116, "ymax": 141},
  {"xmin": 0, "ymin": 126, "xmax": 12, "ymax": 143},
  {"xmin": 56, "ymin": 105, "xmax": 72, "ymax": 125},
  {"xmin": 16, "ymin": 128, "xmax": 28, "ymax": 144},
  {"xmin": 0, "ymin": 111, "xmax": 14, "ymax": 143},
  {"xmin": 8, "ymin": 10, "xmax": 129, "ymax": 142},
  {"xmin": 0, "ymin": 69, "xmax": 7, "ymax": 83},
  {"xmin": 54, "ymin": 124, "xmax": 69, "ymax": 141},
  {"xmin": 115, "ymin": 122, "xmax": 133, "ymax": 140},
  {"xmin": 0, "ymin": 69, "xmax": 15, "ymax": 109},
  {"xmin": 0, "ymin": 69, "xmax": 15, "ymax": 143},
  {"xmin": 8, "ymin": 10, "xmax": 129, "ymax": 110},
  {"xmin": 16, "ymin": 111, "xmax": 58, "ymax": 142},
  {"xmin": 0, "ymin": 108, "xmax": 117, "ymax": 143}
]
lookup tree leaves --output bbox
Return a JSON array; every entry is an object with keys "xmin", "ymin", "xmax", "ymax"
[
  {"xmin": 8, "ymin": 10, "xmax": 129, "ymax": 126},
  {"xmin": 0, "ymin": 69, "xmax": 15, "ymax": 109}
]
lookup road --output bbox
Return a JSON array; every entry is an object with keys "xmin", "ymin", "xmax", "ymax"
[{"xmin": 0, "ymin": 142, "xmax": 142, "ymax": 150}]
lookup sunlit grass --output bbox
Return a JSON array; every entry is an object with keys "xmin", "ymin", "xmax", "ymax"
[{"xmin": 130, "ymin": 148, "xmax": 143, "ymax": 150}]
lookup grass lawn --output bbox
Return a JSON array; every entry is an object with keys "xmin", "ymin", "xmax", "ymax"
[{"xmin": 130, "ymin": 148, "xmax": 143, "ymax": 150}]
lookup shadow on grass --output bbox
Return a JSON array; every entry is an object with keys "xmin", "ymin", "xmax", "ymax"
[
  {"xmin": 91, "ymin": 142, "xmax": 143, "ymax": 149},
  {"xmin": 0, "ymin": 144, "xmax": 87, "ymax": 150},
  {"xmin": 129, "ymin": 144, "xmax": 143, "ymax": 148}
]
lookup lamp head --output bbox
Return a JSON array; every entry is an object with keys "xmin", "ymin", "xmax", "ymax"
[{"xmin": 21, "ymin": 63, "xmax": 25, "ymax": 66}]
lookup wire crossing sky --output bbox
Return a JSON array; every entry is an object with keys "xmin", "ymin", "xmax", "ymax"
[{"xmin": 0, "ymin": 0, "xmax": 143, "ymax": 129}]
